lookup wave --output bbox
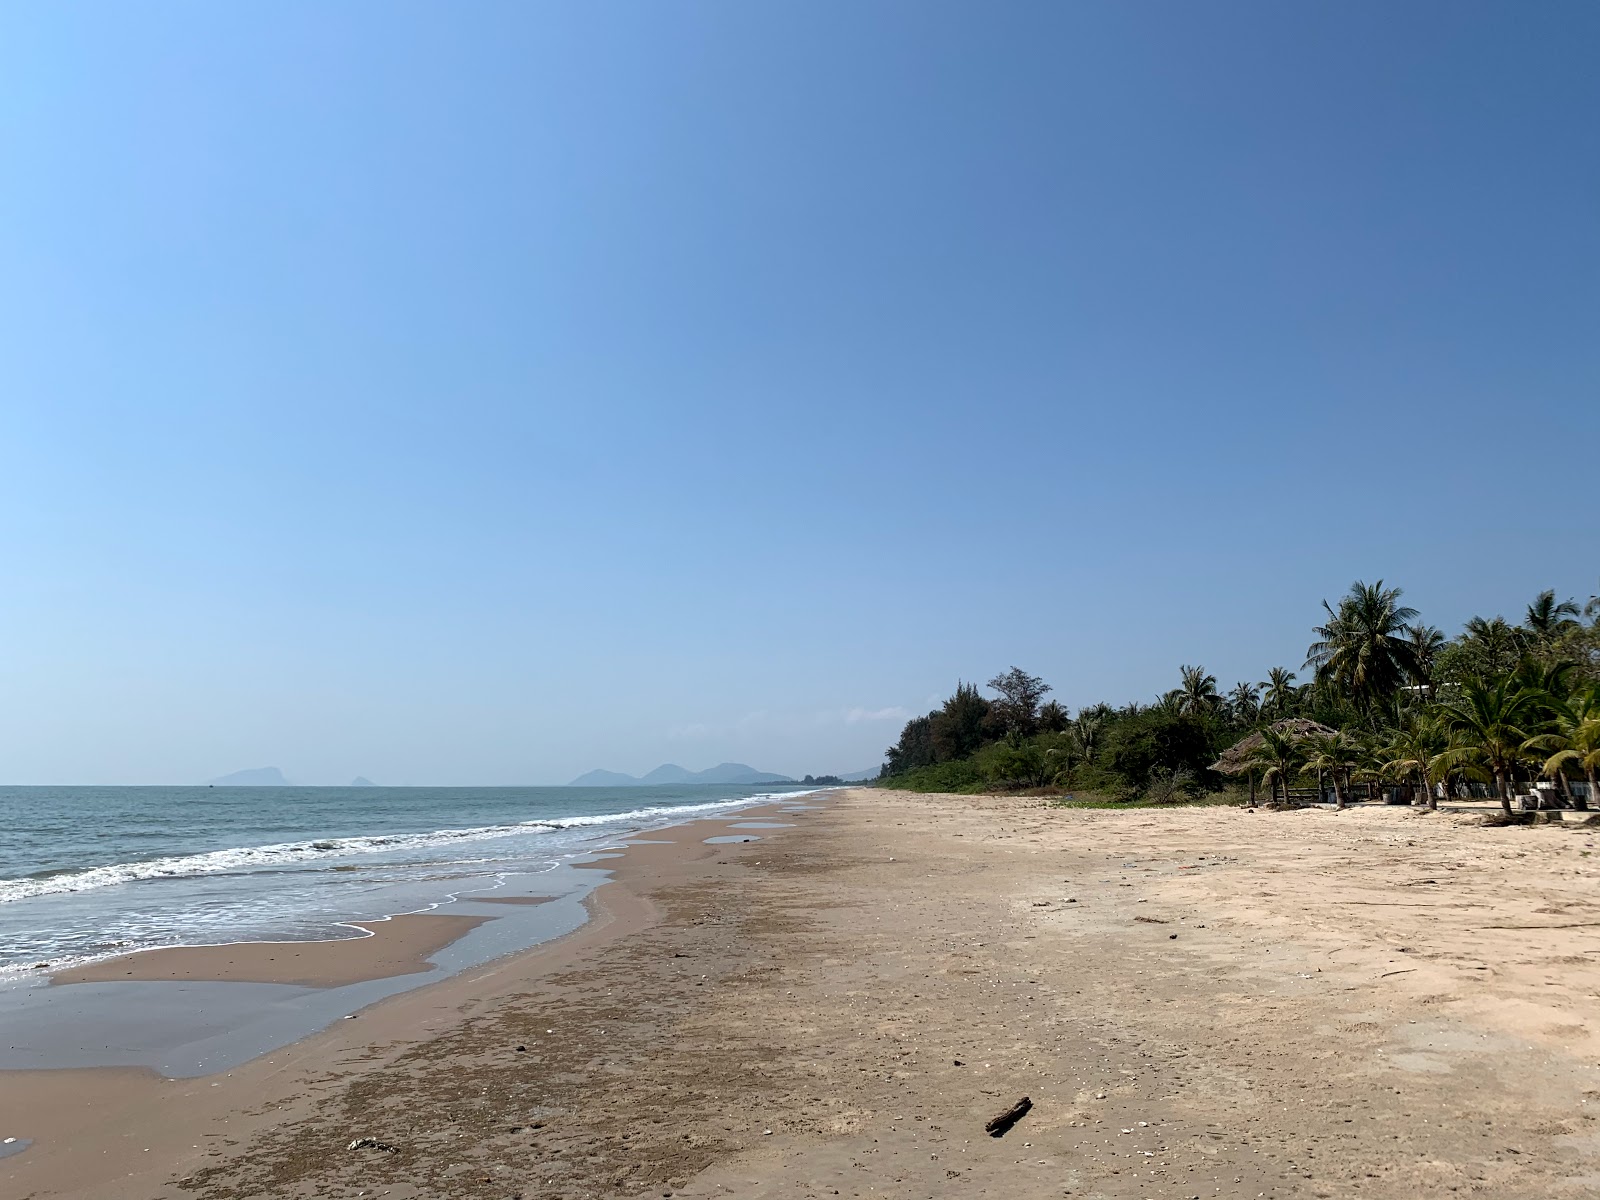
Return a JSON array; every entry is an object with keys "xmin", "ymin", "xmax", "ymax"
[{"xmin": 0, "ymin": 794, "xmax": 778, "ymax": 904}]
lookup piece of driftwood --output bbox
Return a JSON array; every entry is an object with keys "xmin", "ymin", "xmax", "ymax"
[{"xmin": 985, "ymin": 1096, "xmax": 1032, "ymax": 1137}]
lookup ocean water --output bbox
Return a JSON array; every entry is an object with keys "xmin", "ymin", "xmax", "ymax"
[{"xmin": 0, "ymin": 783, "xmax": 806, "ymax": 978}]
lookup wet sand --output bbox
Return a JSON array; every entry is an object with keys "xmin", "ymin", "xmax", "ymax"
[
  {"xmin": 0, "ymin": 811, "xmax": 787, "ymax": 1199},
  {"xmin": 52, "ymin": 913, "xmax": 490, "ymax": 988},
  {"xmin": 9, "ymin": 790, "xmax": 1600, "ymax": 1199},
  {"xmin": 464, "ymin": 895, "xmax": 558, "ymax": 906}
]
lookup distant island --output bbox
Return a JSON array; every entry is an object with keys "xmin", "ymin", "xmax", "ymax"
[
  {"xmin": 205, "ymin": 770, "xmax": 380, "ymax": 786},
  {"xmin": 570, "ymin": 763, "xmax": 876, "ymax": 787},
  {"xmin": 208, "ymin": 767, "xmax": 291, "ymax": 787},
  {"xmin": 570, "ymin": 762, "xmax": 793, "ymax": 787}
]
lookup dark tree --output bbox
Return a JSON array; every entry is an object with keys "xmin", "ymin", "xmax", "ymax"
[
  {"xmin": 882, "ymin": 715, "xmax": 936, "ymax": 777},
  {"xmin": 1037, "ymin": 700, "xmax": 1070, "ymax": 733},
  {"xmin": 986, "ymin": 667, "xmax": 1051, "ymax": 737},
  {"xmin": 930, "ymin": 682, "xmax": 991, "ymax": 762},
  {"xmin": 1098, "ymin": 708, "xmax": 1217, "ymax": 790}
]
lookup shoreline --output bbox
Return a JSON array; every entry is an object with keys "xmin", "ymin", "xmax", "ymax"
[
  {"xmin": 0, "ymin": 794, "xmax": 816, "ymax": 1079},
  {"xmin": 0, "ymin": 785, "xmax": 813, "ymax": 983},
  {"xmin": 0, "ymin": 802, "xmax": 812, "ymax": 1198},
  {"xmin": 50, "ymin": 912, "xmax": 493, "ymax": 988},
  {"xmin": 10, "ymin": 788, "xmax": 1600, "ymax": 1198}
]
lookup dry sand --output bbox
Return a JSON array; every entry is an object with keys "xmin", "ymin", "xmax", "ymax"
[{"xmin": 7, "ymin": 790, "xmax": 1600, "ymax": 1199}]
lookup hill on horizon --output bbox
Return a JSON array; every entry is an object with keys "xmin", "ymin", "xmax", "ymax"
[
  {"xmin": 569, "ymin": 762, "xmax": 793, "ymax": 787},
  {"xmin": 208, "ymin": 766, "xmax": 290, "ymax": 787}
]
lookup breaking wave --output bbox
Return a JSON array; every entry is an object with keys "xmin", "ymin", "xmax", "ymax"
[{"xmin": 0, "ymin": 794, "xmax": 775, "ymax": 904}]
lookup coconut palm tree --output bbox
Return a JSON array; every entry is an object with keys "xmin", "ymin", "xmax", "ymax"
[
  {"xmin": 1384, "ymin": 715, "xmax": 1448, "ymax": 810},
  {"xmin": 1072, "ymin": 707, "xmax": 1108, "ymax": 763},
  {"xmin": 1433, "ymin": 678, "xmax": 1549, "ymax": 815},
  {"xmin": 1405, "ymin": 623, "xmax": 1447, "ymax": 702},
  {"xmin": 1175, "ymin": 665, "xmax": 1220, "ymax": 717},
  {"xmin": 1304, "ymin": 580, "xmax": 1422, "ymax": 717},
  {"xmin": 1458, "ymin": 615, "xmax": 1525, "ymax": 679},
  {"xmin": 1037, "ymin": 700, "xmax": 1070, "ymax": 733},
  {"xmin": 1261, "ymin": 668, "xmax": 1299, "ymax": 719},
  {"xmin": 1528, "ymin": 686, "xmax": 1600, "ymax": 812},
  {"xmin": 1247, "ymin": 726, "xmax": 1305, "ymax": 808},
  {"xmin": 1227, "ymin": 681, "xmax": 1261, "ymax": 728},
  {"xmin": 1302, "ymin": 730, "xmax": 1360, "ymax": 809},
  {"xmin": 1525, "ymin": 590, "xmax": 1582, "ymax": 640}
]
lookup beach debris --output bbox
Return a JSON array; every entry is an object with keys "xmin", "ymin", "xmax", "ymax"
[
  {"xmin": 346, "ymin": 1137, "xmax": 399, "ymax": 1153},
  {"xmin": 984, "ymin": 1096, "xmax": 1032, "ymax": 1138},
  {"xmin": 953, "ymin": 1059, "xmax": 965, "ymax": 1066}
]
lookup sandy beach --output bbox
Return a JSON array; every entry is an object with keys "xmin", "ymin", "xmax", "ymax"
[
  {"xmin": 7, "ymin": 789, "xmax": 1600, "ymax": 1199},
  {"xmin": 51, "ymin": 913, "xmax": 492, "ymax": 989}
]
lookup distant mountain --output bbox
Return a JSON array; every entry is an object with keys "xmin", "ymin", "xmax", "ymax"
[
  {"xmin": 209, "ymin": 767, "xmax": 290, "ymax": 787},
  {"xmin": 569, "ymin": 768, "xmax": 642, "ymax": 787},
  {"xmin": 349, "ymin": 776, "xmax": 377, "ymax": 787},
  {"xmin": 639, "ymin": 763, "xmax": 694, "ymax": 785},
  {"xmin": 569, "ymin": 762, "xmax": 794, "ymax": 787},
  {"xmin": 692, "ymin": 762, "xmax": 792, "ymax": 785}
]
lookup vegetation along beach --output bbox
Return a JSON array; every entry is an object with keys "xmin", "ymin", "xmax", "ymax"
[
  {"xmin": 4, "ymin": 2, "xmax": 1597, "ymax": 1198},
  {"xmin": 6, "ymin": 582, "xmax": 1600, "ymax": 1198}
]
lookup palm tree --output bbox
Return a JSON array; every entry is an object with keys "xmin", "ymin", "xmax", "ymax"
[
  {"xmin": 1072, "ymin": 707, "xmax": 1108, "ymax": 763},
  {"xmin": 1227, "ymin": 681, "xmax": 1261, "ymax": 728},
  {"xmin": 1384, "ymin": 715, "xmax": 1448, "ymax": 810},
  {"xmin": 1261, "ymin": 668, "xmax": 1298, "ymax": 719},
  {"xmin": 1304, "ymin": 580, "xmax": 1422, "ymax": 717},
  {"xmin": 1302, "ymin": 730, "xmax": 1360, "ymax": 809},
  {"xmin": 1514, "ymin": 657, "xmax": 1575, "ymax": 705},
  {"xmin": 1528, "ymin": 687, "xmax": 1600, "ymax": 812},
  {"xmin": 1247, "ymin": 726, "xmax": 1305, "ymax": 808},
  {"xmin": 1525, "ymin": 590, "xmax": 1581, "ymax": 640},
  {"xmin": 1433, "ymin": 678, "xmax": 1548, "ymax": 815},
  {"xmin": 1405, "ymin": 623, "xmax": 1446, "ymax": 702},
  {"xmin": 1038, "ymin": 700, "xmax": 1070, "ymax": 733},
  {"xmin": 1459, "ymin": 615, "xmax": 1525, "ymax": 678},
  {"xmin": 1175, "ymin": 665, "xmax": 1220, "ymax": 717}
]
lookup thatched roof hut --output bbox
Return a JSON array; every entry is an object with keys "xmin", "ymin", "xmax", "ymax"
[{"xmin": 1210, "ymin": 718, "xmax": 1338, "ymax": 776}]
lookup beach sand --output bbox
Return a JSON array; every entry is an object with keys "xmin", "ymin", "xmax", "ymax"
[
  {"xmin": 51, "ymin": 913, "xmax": 491, "ymax": 988},
  {"xmin": 7, "ymin": 790, "xmax": 1600, "ymax": 1198}
]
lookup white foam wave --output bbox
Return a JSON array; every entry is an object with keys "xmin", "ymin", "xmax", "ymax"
[{"xmin": 0, "ymin": 794, "xmax": 775, "ymax": 904}]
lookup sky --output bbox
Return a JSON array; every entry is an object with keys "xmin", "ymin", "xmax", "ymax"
[{"xmin": 1, "ymin": 2, "xmax": 1596, "ymax": 785}]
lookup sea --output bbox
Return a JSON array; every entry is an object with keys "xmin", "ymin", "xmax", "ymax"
[{"xmin": 0, "ymin": 783, "xmax": 809, "ymax": 980}]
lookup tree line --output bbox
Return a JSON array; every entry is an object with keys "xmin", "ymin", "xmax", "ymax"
[{"xmin": 878, "ymin": 581, "xmax": 1600, "ymax": 815}]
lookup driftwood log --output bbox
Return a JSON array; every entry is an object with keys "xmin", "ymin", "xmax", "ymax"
[{"xmin": 984, "ymin": 1096, "xmax": 1032, "ymax": 1137}]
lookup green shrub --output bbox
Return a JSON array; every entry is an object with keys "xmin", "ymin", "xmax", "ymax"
[{"xmin": 876, "ymin": 759, "xmax": 986, "ymax": 793}]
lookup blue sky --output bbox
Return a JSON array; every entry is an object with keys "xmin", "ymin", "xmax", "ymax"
[{"xmin": 2, "ymin": 2, "xmax": 1596, "ymax": 784}]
